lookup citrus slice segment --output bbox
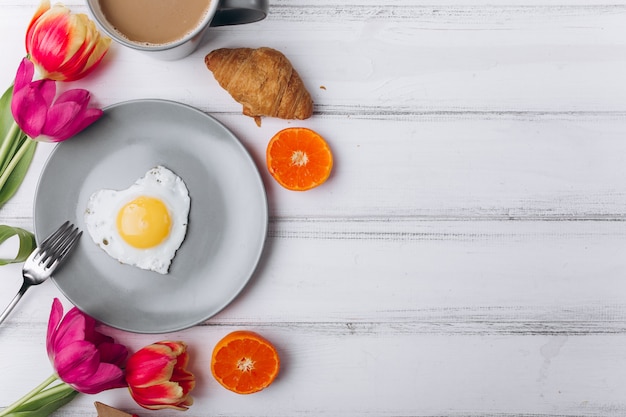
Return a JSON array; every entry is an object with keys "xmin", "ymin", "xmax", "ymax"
[
  {"xmin": 211, "ymin": 330, "xmax": 280, "ymax": 394},
  {"xmin": 266, "ymin": 127, "xmax": 333, "ymax": 191}
]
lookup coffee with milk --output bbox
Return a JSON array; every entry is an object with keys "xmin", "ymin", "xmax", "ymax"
[{"xmin": 98, "ymin": 0, "xmax": 211, "ymax": 46}]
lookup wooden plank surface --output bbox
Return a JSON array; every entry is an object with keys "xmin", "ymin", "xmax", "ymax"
[{"xmin": 0, "ymin": 1, "xmax": 625, "ymax": 416}]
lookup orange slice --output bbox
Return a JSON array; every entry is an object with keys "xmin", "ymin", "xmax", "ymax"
[
  {"xmin": 211, "ymin": 330, "xmax": 280, "ymax": 394},
  {"xmin": 266, "ymin": 127, "xmax": 333, "ymax": 191}
]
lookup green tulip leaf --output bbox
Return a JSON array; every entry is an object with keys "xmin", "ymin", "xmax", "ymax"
[
  {"xmin": 0, "ymin": 225, "xmax": 36, "ymax": 265},
  {"xmin": 0, "ymin": 139, "xmax": 36, "ymax": 207},
  {"xmin": 2, "ymin": 384, "xmax": 79, "ymax": 417},
  {"xmin": 0, "ymin": 132, "xmax": 22, "ymax": 175},
  {"xmin": 0, "ymin": 85, "xmax": 18, "ymax": 176},
  {"xmin": 0, "ymin": 84, "xmax": 37, "ymax": 208},
  {"xmin": 0, "ymin": 85, "xmax": 14, "ymax": 141}
]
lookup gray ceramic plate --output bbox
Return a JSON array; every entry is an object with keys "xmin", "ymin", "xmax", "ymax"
[{"xmin": 34, "ymin": 99, "xmax": 268, "ymax": 333}]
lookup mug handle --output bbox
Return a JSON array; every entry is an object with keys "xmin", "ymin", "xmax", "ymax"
[{"xmin": 211, "ymin": 0, "xmax": 269, "ymax": 26}]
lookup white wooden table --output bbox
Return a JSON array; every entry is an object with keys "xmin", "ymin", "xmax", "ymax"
[{"xmin": 1, "ymin": 1, "xmax": 626, "ymax": 415}]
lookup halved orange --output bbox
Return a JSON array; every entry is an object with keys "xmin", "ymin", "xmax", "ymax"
[
  {"xmin": 211, "ymin": 330, "xmax": 280, "ymax": 394},
  {"xmin": 266, "ymin": 127, "xmax": 333, "ymax": 191}
]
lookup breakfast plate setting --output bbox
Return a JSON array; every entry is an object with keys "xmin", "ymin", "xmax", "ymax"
[
  {"xmin": 25, "ymin": 0, "xmax": 322, "ymax": 334},
  {"xmin": 34, "ymin": 100, "xmax": 268, "ymax": 333},
  {"xmin": 3, "ymin": 0, "xmax": 618, "ymax": 415}
]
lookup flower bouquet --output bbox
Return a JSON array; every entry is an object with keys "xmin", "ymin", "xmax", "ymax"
[
  {"xmin": 0, "ymin": 0, "xmax": 108, "ymax": 207},
  {"xmin": 0, "ymin": 2, "xmax": 197, "ymax": 414},
  {"xmin": 0, "ymin": 299, "xmax": 196, "ymax": 416}
]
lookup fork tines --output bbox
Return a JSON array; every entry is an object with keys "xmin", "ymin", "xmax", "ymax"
[{"xmin": 37, "ymin": 221, "xmax": 82, "ymax": 268}]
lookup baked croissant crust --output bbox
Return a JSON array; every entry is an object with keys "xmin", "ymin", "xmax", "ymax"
[{"xmin": 205, "ymin": 47, "xmax": 313, "ymax": 124}]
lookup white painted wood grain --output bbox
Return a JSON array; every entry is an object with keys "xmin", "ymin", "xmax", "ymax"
[
  {"xmin": 4, "ymin": 2, "xmax": 626, "ymax": 114},
  {"xmin": 2, "ymin": 320, "xmax": 626, "ymax": 416},
  {"xmin": 1, "ymin": 219, "xmax": 625, "ymax": 330},
  {"xmin": 3, "ymin": 115, "xmax": 626, "ymax": 222}
]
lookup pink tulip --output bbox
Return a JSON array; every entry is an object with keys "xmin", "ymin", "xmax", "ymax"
[
  {"xmin": 126, "ymin": 341, "xmax": 196, "ymax": 410},
  {"xmin": 11, "ymin": 58, "xmax": 102, "ymax": 142},
  {"xmin": 46, "ymin": 298, "xmax": 128, "ymax": 395},
  {"xmin": 25, "ymin": 0, "xmax": 111, "ymax": 81}
]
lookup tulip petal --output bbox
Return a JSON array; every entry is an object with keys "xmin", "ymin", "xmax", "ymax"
[
  {"xmin": 93, "ymin": 324, "xmax": 116, "ymax": 346},
  {"xmin": 25, "ymin": 0, "xmax": 51, "ymax": 52},
  {"xmin": 53, "ymin": 14, "xmax": 94, "ymax": 78},
  {"xmin": 98, "ymin": 341, "xmax": 128, "ymax": 367},
  {"xmin": 55, "ymin": 88, "xmax": 90, "ymax": 106},
  {"xmin": 54, "ymin": 340, "xmax": 99, "ymax": 384},
  {"xmin": 14, "ymin": 58, "xmax": 34, "ymax": 93},
  {"xmin": 179, "ymin": 378, "xmax": 196, "ymax": 395},
  {"xmin": 63, "ymin": 14, "xmax": 89, "ymax": 61},
  {"xmin": 158, "ymin": 341, "xmax": 187, "ymax": 356},
  {"xmin": 10, "ymin": 57, "xmax": 59, "ymax": 139},
  {"xmin": 42, "ymin": 101, "xmax": 82, "ymax": 137},
  {"xmin": 126, "ymin": 346, "xmax": 176, "ymax": 387},
  {"xmin": 72, "ymin": 362, "xmax": 127, "ymax": 394},
  {"xmin": 40, "ymin": 88, "xmax": 102, "ymax": 141},
  {"xmin": 51, "ymin": 309, "xmax": 87, "ymax": 353},
  {"xmin": 46, "ymin": 298, "xmax": 64, "ymax": 358},
  {"xmin": 33, "ymin": 80, "xmax": 57, "ymax": 109},
  {"xmin": 27, "ymin": 5, "xmax": 73, "ymax": 76},
  {"xmin": 72, "ymin": 107, "xmax": 102, "ymax": 132},
  {"xmin": 43, "ymin": 106, "xmax": 102, "ymax": 142},
  {"xmin": 82, "ymin": 315, "xmax": 104, "ymax": 343},
  {"xmin": 11, "ymin": 86, "xmax": 47, "ymax": 138},
  {"xmin": 129, "ymin": 382, "xmax": 190, "ymax": 410},
  {"xmin": 79, "ymin": 34, "xmax": 112, "ymax": 79},
  {"xmin": 172, "ymin": 352, "xmax": 195, "ymax": 383}
]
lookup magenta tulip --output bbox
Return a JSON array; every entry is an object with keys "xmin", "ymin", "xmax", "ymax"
[
  {"xmin": 46, "ymin": 298, "xmax": 128, "ymax": 394},
  {"xmin": 11, "ymin": 58, "xmax": 102, "ymax": 142}
]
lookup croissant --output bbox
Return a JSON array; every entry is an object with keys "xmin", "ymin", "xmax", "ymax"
[{"xmin": 205, "ymin": 47, "xmax": 313, "ymax": 124}]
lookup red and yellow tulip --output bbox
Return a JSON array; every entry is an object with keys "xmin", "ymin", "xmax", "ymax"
[
  {"xmin": 25, "ymin": 0, "xmax": 111, "ymax": 81},
  {"xmin": 126, "ymin": 341, "xmax": 196, "ymax": 410},
  {"xmin": 0, "ymin": 1, "xmax": 110, "ymax": 202}
]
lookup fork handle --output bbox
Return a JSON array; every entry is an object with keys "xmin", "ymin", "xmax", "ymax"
[{"xmin": 0, "ymin": 282, "xmax": 30, "ymax": 325}]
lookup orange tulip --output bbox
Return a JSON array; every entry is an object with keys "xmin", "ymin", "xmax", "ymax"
[{"xmin": 24, "ymin": 1, "xmax": 111, "ymax": 81}]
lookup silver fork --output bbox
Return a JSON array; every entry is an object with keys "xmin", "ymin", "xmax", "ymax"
[{"xmin": 0, "ymin": 221, "xmax": 82, "ymax": 325}]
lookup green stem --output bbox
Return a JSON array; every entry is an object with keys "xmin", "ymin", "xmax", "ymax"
[
  {"xmin": 0, "ymin": 138, "xmax": 35, "ymax": 191},
  {"xmin": 23, "ymin": 381, "xmax": 77, "ymax": 404},
  {"xmin": 0, "ymin": 120, "xmax": 20, "ymax": 176},
  {"xmin": 0, "ymin": 374, "xmax": 58, "ymax": 416}
]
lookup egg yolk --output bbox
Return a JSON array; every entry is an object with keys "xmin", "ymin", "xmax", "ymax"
[{"xmin": 116, "ymin": 196, "xmax": 171, "ymax": 248}]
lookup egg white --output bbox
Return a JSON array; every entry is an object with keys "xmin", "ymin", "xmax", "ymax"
[{"xmin": 84, "ymin": 166, "xmax": 190, "ymax": 274}]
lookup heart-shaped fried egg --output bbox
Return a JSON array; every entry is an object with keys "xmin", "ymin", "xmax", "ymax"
[{"xmin": 84, "ymin": 166, "xmax": 190, "ymax": 274}]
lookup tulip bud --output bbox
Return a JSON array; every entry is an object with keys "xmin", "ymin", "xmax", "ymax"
[
  {"xmin": 11, "ymin": 58, "xmax": 103, "ymax": 142},
  {"xmin": 46, "ymin": 298, "xmax": 128, "ymax": 394},
  {"xmin": 126, "ymin": 341, "xmax": 196, "ymax": 411},
  {"xmin": 25, "ymin": 0, "xmax": 111, "ymax": 81}
]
